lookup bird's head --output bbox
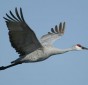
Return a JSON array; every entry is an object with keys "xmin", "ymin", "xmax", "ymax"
[{"xmin": 74, "ymin": 44, "xmax": 88, "ymax": 50}]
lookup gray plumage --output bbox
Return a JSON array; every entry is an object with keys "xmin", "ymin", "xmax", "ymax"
[
  {"xmin": 4, "ymin": 8, "xmax": 42, "ymax": 56},
  {"xmin": 0, "ymin": 8, "xmax": 88, "ymax": 70}
]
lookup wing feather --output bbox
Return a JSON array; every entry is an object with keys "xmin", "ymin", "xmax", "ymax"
[
  {"xmin": 9, "ymin": 11, "xmax": 19, "ymax": 21},
  {"xmin": 6, "ymin": 13, "xmax": 16, "ymax": 21},
  {"xmin": 40, "ymin": 22, "xmax": 65, "ymax": 46},
  {"xmin": 15, "ymin": 8, "xmax": 22, "ymax": 21},
  {"xmin": 51, "ymin": 28, "xmax": 56, "ymax": 33},
  {"xmin": 4, "ymin": 8, "xmax": 42, "ymax": 56},
  {"xmin": 55, "ymin": 25, "xmax": 58, "ymax": 33}
]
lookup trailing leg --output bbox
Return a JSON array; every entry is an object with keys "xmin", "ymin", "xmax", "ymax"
[{"xmin": 0, "ymin": 62, "xmax": 22, "ymax": 70}]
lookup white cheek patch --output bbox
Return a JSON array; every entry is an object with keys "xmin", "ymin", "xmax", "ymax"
[{"xmin": 75, "ymin": 46, "xmax": 82, "ymax": 50}]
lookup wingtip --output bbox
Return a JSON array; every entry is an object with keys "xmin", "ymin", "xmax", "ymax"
[
  {"xmin": 51, "ymin": 28, "xmax": 56, "ymax": 33},
  {"xmin": 15, "ymin": 7, "xmax": 17, "ymax": 10},
  {"xmin": 63, "ymin": 22, "xmax": 65, "ymax": 29},
  {"xmin": 20, "ymin": 7, "xmax": 25, "ymax": 22},
  {"xmin": 59, "ymin": 22, "xmax": 62, "ymax": 28},
  {"xmin": 15, "ymin": 7, "xmax": 22, "ymax": 12},
  {"xmin": 3, "ymin": 17, "xmax": 9, "ymax": 21},
  {"xmin": 20, "ymin": 7, "xmax": 22, "ymax": 10},
  {"xmin": 63, "ymin": 22, "xmax": 65, "ymax": 25},
  {"xmin": 3, "ymin": 16, "xmax": 5, "ymax": 19},
  {"xmin": 20, "ymin": 7, "xmax": 23, "ymax": 13},
  {"xmin": 15, "ymin": 7, "xmax": 18, "ymax": 13}
]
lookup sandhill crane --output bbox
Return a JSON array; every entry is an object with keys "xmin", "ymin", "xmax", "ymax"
[{"xmin": 0, "ymin": 8, "xmax": 88, "ymax": 70}]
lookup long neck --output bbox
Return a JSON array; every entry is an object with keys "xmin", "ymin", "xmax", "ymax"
[{"xmin": 51, "ymin": 47, "xmax": 75, "ymax": 55}]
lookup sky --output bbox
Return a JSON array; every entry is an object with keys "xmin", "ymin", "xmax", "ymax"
[{"xmin": 0, "ymin": 0, "xmax": 88, "ymax": 85}]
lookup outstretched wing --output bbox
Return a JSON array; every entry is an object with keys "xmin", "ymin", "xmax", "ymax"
[
  {"xmin": 40, "ymin": 22, "xmax": 65, "ymax": 46},
  {"xmin": 4, "ymin": 8, "xmax": 42, "ymax": 56}
]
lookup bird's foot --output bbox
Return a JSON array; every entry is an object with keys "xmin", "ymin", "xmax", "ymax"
[{"xmin": 0, "ymin": 66, "xmax": 6, "ymax": 70}]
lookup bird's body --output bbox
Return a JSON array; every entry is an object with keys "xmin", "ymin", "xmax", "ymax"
[
  {"xmin": 0, "ymin": 8, "xmax": 88, "ymax": 70},
  {"xmin": 13, "ymin": 46, "xmax": 50, "ymax": 63},
  {"xmin": 12, "ymin": 46, "xmax": 64, "ymax": 63}
]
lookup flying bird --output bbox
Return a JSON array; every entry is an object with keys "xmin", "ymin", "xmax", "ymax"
[{"xmin": 0, "ymin": 8, "xmax": 88, "ymax": 70}]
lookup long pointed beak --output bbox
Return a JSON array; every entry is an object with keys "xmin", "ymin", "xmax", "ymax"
[{"xmin": 82, "ymin": 46, "xmax": 88, "ymax": 50}]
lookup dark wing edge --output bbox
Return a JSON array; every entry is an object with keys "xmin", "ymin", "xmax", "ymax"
[
  {"xmin": 50, "ymin": 22, "xmax": 65, "ymax": 35},
  {"xmin": 40, "ymin": 22, "xmax": 66, "ymax": 45},
  {"xmin": 3, "ymin": 8, "xmax": 42, "ymax": 56}
]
